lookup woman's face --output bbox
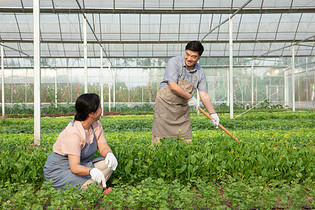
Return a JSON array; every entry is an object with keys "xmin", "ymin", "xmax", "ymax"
[{"xmin": 92, "ymin": 103, "xmax": 102, "ymax": 121}]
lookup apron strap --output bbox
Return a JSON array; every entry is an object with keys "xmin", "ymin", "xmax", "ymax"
[
  {"xmin": 91, "ymin": 125, "xmax": 96, "ymax": 142},
  {"xmin": 72, "ymin": 118, "xmax": 96, "ymax": 141},
  {"xmin": 181, "ymin": 66, "xmax": 196, "ymax": 86},
  {"xmin": 71, "ymin": 118, "xmax": 75, "ymax": 126},
  {"xmin": 192, "ymin": 72, "xmax": 196, "ymax": 83}
]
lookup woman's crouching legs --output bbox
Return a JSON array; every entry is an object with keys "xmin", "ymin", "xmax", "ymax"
[
  {"xmin": 80, "ymin": 160, "xmax": 113, "ymax": 189},
  {"xmin": 93, "ymin": 160, "xmax": 113, "ymax": 181}
]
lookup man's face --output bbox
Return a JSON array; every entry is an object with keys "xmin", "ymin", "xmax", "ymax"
[{"xmin": 184, "ymin": 50, "xmax": 200, "ymax": 68}]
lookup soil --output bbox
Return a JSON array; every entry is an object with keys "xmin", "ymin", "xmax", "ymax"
[{"xmin": 2, "ymin": 112, "xmax": 122, "ymax": 118}]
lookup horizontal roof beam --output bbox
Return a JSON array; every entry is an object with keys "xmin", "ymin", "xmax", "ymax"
[
  {"xmin": 2, "ymin": 39, "xmax": 315, "ymax": 44},
  {"xmin": 0, "ymin": 65, "xmax": 288, "ymax": 69},
  {"xmin": 2, "ymin": 54, "xmax": 308, "ymax": 59},
  {"xmin": 1, "ymin": 7, "xmax": 315, "ymax": 14}
]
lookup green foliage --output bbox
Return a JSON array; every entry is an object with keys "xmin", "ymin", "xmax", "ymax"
[
  {"xmin": 106, "ymin": 128, "xmax": 314, "ymax": 185},
  {"xmin": 0, "ymin": 111, "xmax": 314, "ymax": 208},
  {"xmin": 105, "ymin": 103, "xmax": 155, "ymax": 114},
  {"xmin": 1, "ymin": 103, "xmax": 76, "ymax": 116},
  {"xmin": 41, "ymin": 103, "xmax": 76, "ymax": 114},
  {"xmin": 1, "ymin": 98, "xmax": 290, "ymax": 116},
  {"xmin": 0, "ymin": 133, "xmax": 56, "ymax": 188}
]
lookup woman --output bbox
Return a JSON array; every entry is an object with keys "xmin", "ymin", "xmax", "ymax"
[{"xmin": 44, "ymin": 93, "xmax": 118, "ymax": 190}]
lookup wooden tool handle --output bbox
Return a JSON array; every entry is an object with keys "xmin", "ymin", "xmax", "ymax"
[{"xmin": 198, "ymin": 107, "xmax": 239, "ymax": 143}]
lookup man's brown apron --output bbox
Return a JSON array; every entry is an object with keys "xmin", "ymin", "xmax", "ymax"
[{"xmin": 152, "ymin": 71, "xmax": 195, "ymax": 139}]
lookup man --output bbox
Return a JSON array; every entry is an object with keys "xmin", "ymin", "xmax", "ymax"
[{"xmin": 152, "ymin": 41, "xmax": 219, "ymax": 146}]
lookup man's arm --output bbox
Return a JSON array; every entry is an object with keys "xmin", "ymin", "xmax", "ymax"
[
  {"xmin": 168, "ymin": 81, "xmax": 192, "ymax": 99},
  {"xmin": 199, "ymin": 91, "xmax": 216, "ymax": 114}
]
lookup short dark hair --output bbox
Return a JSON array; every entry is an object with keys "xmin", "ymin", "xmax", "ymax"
[
  {"xmin": 185, "ymin": 41, "xmax": 204, "ymax": 56},
  {"xmin": 74, "ymin": 93, "xmax": 100, "ymax": 121}
]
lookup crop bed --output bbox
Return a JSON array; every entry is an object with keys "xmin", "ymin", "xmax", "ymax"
[{"xmin": 0, "ymin": 110, "xmax": 314, "ymax": 209}]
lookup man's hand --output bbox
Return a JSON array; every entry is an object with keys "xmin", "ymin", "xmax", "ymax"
[
  {"xmin": 210, "ymin": 113, "xmax": 220, "ymax": 128},
  {"xmin": 188, "ymin": 96, "xmax": 198, "ymax": 107}
]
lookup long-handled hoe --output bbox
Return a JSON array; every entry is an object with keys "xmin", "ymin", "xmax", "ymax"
[{"xmin": 198, "ymin": 107, "xmax": 239, "ymax": 143}]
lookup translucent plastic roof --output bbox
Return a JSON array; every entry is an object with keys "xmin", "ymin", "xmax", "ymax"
[{"xmin": 1, "ymin": 0, "xmax": 315, "ymax": 60}]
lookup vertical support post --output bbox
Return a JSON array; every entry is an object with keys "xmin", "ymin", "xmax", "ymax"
[
  {"xmin": 25, "ymin": 69, "xmax": 28, "ymax": 104},
  {"xmin": 113, "ymin": 69, "xmax": 116, "ymax": 107},
  {"xmin": 142, "ymin": 85, "xmax": 144, "ymax": 104},
  {"xmin": 55, "ymin": 69, "xmax": 57, "ymax": 108},
  {"xmin": 292, "ymin": 44, "xmax": 295, "ymax": 112},
  {"xmin": 211, "ymin": 74, "xmax": 216, "ymax": 103},
  {"xmin": 11, "ymin": 69, "xmax": 13, "ymax": 106},
  {"xmin": 276, "ymin": 86, "xmax": 279, "ymax": 102},
  {"xmin": 128, "ymin": 87, "xmax": 130, "ymax": 106},
  {"xmin": 297, "ymin": 76, "xmax": 300, "ymax": 106},
  {"xmin": 149, "ymin": 69, "xmax": 152, "ymax": 103},
  {"xmin": 1, "ymin": 43, "xmax": 4, "ymax": 117},
  {"xmin": 306, "ymin": 57, "xmax": 309, "ymax": 109},
  {"xmin": 128, "ymin": 71, "xmax": 130, "ymax": 107},
  {"xmin": 70, "ymin": 69, "xmax": 73, "ymax": 103},
  {"xmin": 255, "ymin": 75, "xmax": 258, "ymax": 102},
  {"xmin": 141, "ymin": 71, "xmax": 144, "ymax": 103},
  {"xmin": 229, "ymin": 14, "xmax": 234, "ymax": 119},
  {"xmin": 108, "ymin": 61, "xmax": 111, "ymax": 112},
  {"xmin": 100, "ymin": 46, "xmax": 104, "ymax": 116},
  {"xmin": 251, "ymin": 59, "xmax": 254, "ymax": 105},
  {"xmin": 266, "ymin": 85, "xmax": 268, "ymax": 99},
  {"xmin": 226, "ymin": 68, "xmax": 229, "ymax": 106},
  {"xmin": 197, "ymin": 90, "xmax": 200, "ymax": 114},
  {"xmin": 33, "ymin": 0, "xmax": 41, "ymax": 145},
  {"xmin": 83, "ymin": 13, "xmax": 88, "ymax": 93},
  {"xmin": 284, "ymin": 69, "xmax": 288, "ymax": 106}
]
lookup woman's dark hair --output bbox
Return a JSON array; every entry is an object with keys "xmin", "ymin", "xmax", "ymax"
[
  {"xmin": 74, "ymin": 93, "xmax": 100, "ymax": 121},
  {"xmin": 185, "ymin": 41, "xmax": 204, "ymax": 56}
]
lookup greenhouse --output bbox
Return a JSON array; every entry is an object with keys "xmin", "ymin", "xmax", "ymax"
[
  {"xmin": 0, "ymin": 0, "xmax": 315, "ymax": 209},
  {"xmin": 1, "ymin": 0, "xmax": 315, "ymax": 108}
]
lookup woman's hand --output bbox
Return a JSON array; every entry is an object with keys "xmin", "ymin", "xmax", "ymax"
[
  {"xmin": 89, "ymin": 168, "xmax": 106, "ymax": 187},
  {"xmin": 105, "ymin": 152, "xmax": 118, "ymax": 171},
  {"xmin": 98, "ymin": 141, "xmax": 118, "ymax": 170}
]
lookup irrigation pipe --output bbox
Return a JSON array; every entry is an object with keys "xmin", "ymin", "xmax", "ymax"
[
  {"xmin": 198, "ymin": 107, "xmax": 239, "ymax": 143},
  {"xmin": 233, "ymin": 91, "xmax": 279, "ymax": 119}
]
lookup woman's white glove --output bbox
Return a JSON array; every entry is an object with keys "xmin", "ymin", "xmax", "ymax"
[
  {"xmin": 188, "ymin": 96, "xmax": 198, "ymax": 107},
  {"xmin": 210, "ymin": 113, "xmax": 220, "ymax": 128},
  {"xmin": 105, "ymin": 152, "xmax": 118, "ymax": 171},
  {"xmin": 89, "ymin": 168, "xmax": 106, "ymax": 187}
]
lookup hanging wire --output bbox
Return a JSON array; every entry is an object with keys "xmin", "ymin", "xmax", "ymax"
[
  {"xmin": 254, "ymin": 34, "xmax": 315, "ymax": 60},
  {"xmin": 0, "ymin": 43, "xmax": 31, "ymax": 58},
  {"xmin": 200, "ymin": 0, "xmax": 253, "ymax": 42},
  {"xmin": 74, "ymin": 0, "xmax": 112, "ymax": 66}
]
